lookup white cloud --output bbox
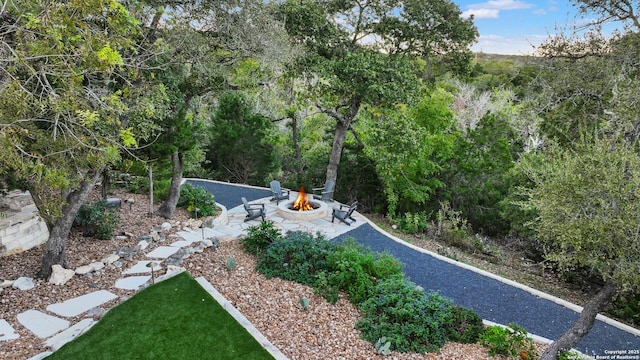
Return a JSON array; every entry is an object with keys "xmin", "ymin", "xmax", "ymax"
[
  {"xmin": 469, "ymin": 0, "xmax": 534, "ymax": 11},
  {"xmin": 462, "ymin": 0, "xmax": 534, "ymax": 20},
  {"xmin": 462, "ymin": 8, "xmax": 499, "ymax": 19}
]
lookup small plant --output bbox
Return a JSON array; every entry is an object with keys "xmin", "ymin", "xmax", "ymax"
[
  {"xmin": 75, "ymin": 200, "xmax": 120, "ymax": 240},
  {"xmin": 299, "ymin": 297, "xmax": 309, "ymax": 311},
  {"xmin": 374, "ymin": 337, "xmax": 392, "ymax": 356},
  {"xmin": 178, "ymin": 184, "xmax": 217, "ymax": 218},
  {"xmin": 479, "ymin": 323, "xmax": 536, "ymax": 359},
  {"xmin": 241, "ymin": 220, "xmax": 282, "ymax": 256},
  {"xmin": 226, "ymin": 255, "xmax": 236, "ymax": 271},
  {"xmin": 397, "ymin": 212, "xmax": 428, "ymax": 234},
  {"xmin": 558, "ymin": 350, "xmax": 585, "ymax": 360}
]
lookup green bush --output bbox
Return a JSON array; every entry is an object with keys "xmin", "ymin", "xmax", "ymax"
[
  {"xmin": 75, "ymin": 200, "xmax": 120, "ymax": 240},
  {"xmin": 256, "ymin": 231, "xmax": 335, "ymax": 286},
  {"xmin": 318, "ymin": 240, "xmax": 403, "ymax": 305},
  {"xmin": 357, "ymin": 277, "xmax": 459, "ymax": 353},
  {"xmin": 479, "ymin": 323, "xmax": 536, "ymax": 358},
  {"xmin": 241, "ymin": 220, "xmax": 282, "ymax": 256},
  {"xmin": 446, "ymin": 306, "xmax": 484, "ymax": 344},
  {"xmin": 609, "ymin": 292, "xmax": 640, "ymax": 327},
  {"xmin": 397, "ymin": 212, "xmax": 429, "ymax": 234},
  {"xmin": 177, "ymin": 184, "xmax": 217, "ymax": 218}
]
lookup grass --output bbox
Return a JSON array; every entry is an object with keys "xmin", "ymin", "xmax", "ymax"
[{"xmin": 46, "ymin": 272, "xmax": 275, "ymax": 360}]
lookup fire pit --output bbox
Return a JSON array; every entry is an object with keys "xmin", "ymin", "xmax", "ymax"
[{"xmin": 276, "ymin": 188, "xmax": 329, "ymax": 221}]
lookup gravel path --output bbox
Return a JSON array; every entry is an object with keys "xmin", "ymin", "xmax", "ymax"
[
  {"xmin": 333, "ymin": 224, "xmax": 640, "ymax": 355},
  {"xmin": 189, "ymin": 179, "xmax": 640, "ymax": 356}
]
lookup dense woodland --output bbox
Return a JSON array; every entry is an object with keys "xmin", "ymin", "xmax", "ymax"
[{"xmin": 2, "ymin": 0, "xmax": 640, "ymax": 358}]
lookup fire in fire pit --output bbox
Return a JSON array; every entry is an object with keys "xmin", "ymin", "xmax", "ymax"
[{"xmin": 291, "ymin": 188, "xmax": 316, "ymax": 211}]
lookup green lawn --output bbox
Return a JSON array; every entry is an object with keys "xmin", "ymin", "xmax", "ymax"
[{"xmin": 47, "ymin": 272, "xmax": 275, "ymax": 360}]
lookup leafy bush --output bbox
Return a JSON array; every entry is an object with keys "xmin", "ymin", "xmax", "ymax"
[
  {"xmin": 397, "ymin": 212, "xmax": 429, "ymax": 234},
  {"xmin": 241, "ymin": 220, "xmax": 282, "ymax": 256},
  {"xmin": 357, "ymin": 277, "xmax": 461, "ymax": 353},
  {"xmin": 446, "ymin": 306, "xmax": 484, "ymax": 344},
  {"xmin": 427, "ymin": 201, "xmax": 475, "ymax": 250},
  {"xmin": 479, "ymin": 323, "xmax": 536, "ymax": 358},
  {"xmin": 609, "ymin": 292, "xmax": 640, "ymax": 327},
  {"xmin": 317, "ymin": 240, "xmax": 403, "ymax": 305},
  {"xmin": 75, "ymin": 200, "xmax": 120, "ymax": 240},
  {"xmin": 256, "ymin": 231, "xmax": 335, "ymax": 286},
  {"xmin": 177, "ymin": 184, "xmax": 217, "ymax": 218}
]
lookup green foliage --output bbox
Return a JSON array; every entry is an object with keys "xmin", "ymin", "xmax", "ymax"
[
  {"xmin": 558, "ymin": 349, "xmax": 586, "ymax": 360},
  {"xmin": 426, "ymin": 201, "xmax": 474, "ymax": 250},
  {"xmin": 479, "ymin": 323, "xmax": 536, "ymax": 359},
  {"xmin": 177, "ymin": 184, "xmax": 217, "ymax": 218},
  {"xmin": 204, "ymin": 92, "xmax": 279, "ymax": 184},
  {"xmin": 438, "ymin": 112, "xmax": 520, "ymax": 235},
  {"xmin": 397, "ymin": 212, "xmax": 429, "ymax": 234},
  {"xmin": 256, "ymin": 231, "xmax": 334, "ymax": 286},
  {"xmin": 357, "ymin": 277, "xmax": 473, "ymax": 353},
  {"xmin": 358, "ymin": 91, "xmax": 456, "ymax": 217},
  {"xmin": 609, "ymin": 292, "xmax": 640, "ymax": 327},
  {"xmin": 241, "ymin": 220, "xmax": 283, "ymax": 256},
  {"xmin": 520, "ymin": 138, "xmax": 640, "ymax": 293},
  {"xmin": 316, "ymin": 240, "xmax": 404, "ymax": 304},
  {"xmin": 446, "ymin": 306, "xmax": 484, "ymax": 344},
  {"xmin": 75, "ymin": 200, "xmax": 120, "ymax": 240}
]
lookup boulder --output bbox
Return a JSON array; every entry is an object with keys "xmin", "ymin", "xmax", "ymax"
[{"xmin": 49, "ymin": 265, "xmax": 75, "ymax": 286}]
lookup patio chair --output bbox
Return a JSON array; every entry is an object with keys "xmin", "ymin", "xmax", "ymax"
[
  {"xmin": 242, "ymin": 197, "xmax": 266, "ymax": 222},
  {"xmin": 269, "ymin": 180, "xmax": 290, "ymax": 204},
  {"xmin": 312, "ymin": 180, "xmax": 335, "ymax": 202},
  {"xmin": 332, "ymin": 201, "xmax": 357, "ymax": 225}
]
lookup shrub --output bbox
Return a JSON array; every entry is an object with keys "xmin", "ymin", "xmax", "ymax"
[
  {"xmin": 357, "ymin": 277, "xmax": 455, "ymax": 353},
  {"xmin": 397, "ymin": 212, "xmax": 429, "ymax": 234},
  {"xmin": 177, "ymin": 184, "xmax": 217, "ymax": 218},
  {"xmin": 446, "ymin": 306, "xmax": 484, "ymax": 344},
  {"xmin": 317, "ymin": 239, "xmax": 404, "ymax": 305},
  {"xmin": 75, "ymin": 200, "xmax": 120, "ymax": 240},
  {"xmin": 479, "ymin": 323, "xmax": 536, "ymax": 358},
  {"xmin": 241, "ymin": 220, "xmax": 282, "ymax": 256},
  {"xmin": 256, "ymin": 231, "xmax": 335, "ymax": 286}
]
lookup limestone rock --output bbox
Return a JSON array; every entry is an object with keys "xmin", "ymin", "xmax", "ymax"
[
  {"xmin": 89, "ymin": 262, "xmax": 105, "ymax": 271},
  {"xmin": 13, "ymin": 277, "xmax": 35, "ymax": 290},
  {"xmin": 75, "ymin": 265, "xmax": 93, "ymax": 275},
  {"xmin": 160, "ymin": 222, "xmax": 171, "ymax": 231},
  {"xmin": 101, "ymin": 254, "xmax": 119, "ymax": 265},
  {"xmin": 49, "ymin": 265, "xmax": 75, "ymax": 286},
  {"xmin": 0, "ymin": 280, "xmax": 14, "ymax": 288}
]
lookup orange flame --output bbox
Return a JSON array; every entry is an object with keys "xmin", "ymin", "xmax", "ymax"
[{"xmin": 291, "ymin": 188, "xmax": 314, "ymax": 211}]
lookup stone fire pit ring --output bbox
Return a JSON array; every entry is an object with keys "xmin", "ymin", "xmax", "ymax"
[{"xmin": 276, "ymin": 199, "xmax": 329, "ymax": 221}]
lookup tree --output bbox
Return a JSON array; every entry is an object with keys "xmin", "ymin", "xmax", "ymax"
[
  {"xmin": 125, "ymin": 0, "xmax": 291, "ymax": 218},
  {"xmin": 276, "ymin": 0, "xmax": 477, "ymax": 187},
  {"xmin": 204, "ymin": 92, "xmax": 279, "ymax": 184},
  {"xmin": 0, "ymin": 0, "xmax": 140, "ymax": 278},
  {"xmin": 520, "ymin": 138, "xmax": 640, "ymax": 359}
]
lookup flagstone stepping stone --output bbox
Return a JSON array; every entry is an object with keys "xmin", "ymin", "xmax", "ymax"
[
  {"xmin": 0, "ymin": 319, "xmax": 19, "ymax": 341},
  {"xmin": 123, "ymin": 260, "xmax": 162, "ymax": 275},
  {"xmin": 45, "ymin": 318, "xmax": 95, "ymax": 351},
  {"xmin": 145, "ymin": 246, "xmax": 180, "ymax": 259},
  {"xmin": 46, "ymin": 290, "xmax": 118, "ymax": 318},
  {"xmin": 17, "ymin": 310, "xmax": 69, "ymax": 339},
  {"xmin": 114, "ymin": 275, "xmax": 151, "ymax": 290}
]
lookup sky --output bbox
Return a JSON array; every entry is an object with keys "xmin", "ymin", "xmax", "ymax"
[{"xmin": 454, "ymin": 0, "xmax": 601, "ymax": 55}]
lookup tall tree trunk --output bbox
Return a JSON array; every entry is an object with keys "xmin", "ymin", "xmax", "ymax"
[
  {"xmin": 322, "ymin": 98, "xmax": 361, "ymax": 185},
  {"xmin": 157, "ymin": 151, "xmax": 183, "ymax": 219},
  {"xmin": 326, "ymin": 120, "xmax": 349, "ymax": 185},
  {"xmin": 541, "ymin": 282, "xmax": 618, "ymax": 360},
  {"xmin": 37, "ymin": 168, "xmax": 104, "ymax": 279}
]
